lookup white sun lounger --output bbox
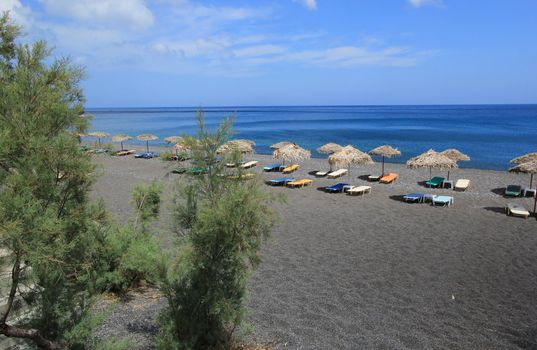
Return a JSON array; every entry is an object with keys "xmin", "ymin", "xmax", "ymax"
[
  {"xmin": 240, "ymin": 160, "xmax": 258, "ymax": 169},
  {"xmin": 347, "ymin": 185, "xmax": 371, "ymax": 196},
  {"xmin": 505, "ymin": 203, "xmax": 530, "ymax": 218},
  {"xmin": 315, "ymin": 170, "xmax": 329, "ymax": 177},
  {"xmin": 432, "ymin": 195, "xmax": 454, "ymax": 207},
  {"xmin": 327, "ymin": 169, "xmax": 348, "ymax": 178},
  {"xmin": 454, "ymin": 179, "xmax": 470, "ymax": 191}
]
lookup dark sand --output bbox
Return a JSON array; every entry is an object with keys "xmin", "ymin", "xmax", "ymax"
[{"xmin": 90, "ymin": 146, "xmax": 537, "ymax": 349}]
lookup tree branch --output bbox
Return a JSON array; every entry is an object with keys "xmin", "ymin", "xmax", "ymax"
[{"xmin": 0, "ymin": 323, "xmax": 62, "ymax": 350}]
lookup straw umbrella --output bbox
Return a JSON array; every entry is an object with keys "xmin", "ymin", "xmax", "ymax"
[
  {"xmin": 369, "ymin": 145, "xmax": 401, "ymax": 176},
  {"xmin": 317, "ymin": 143, "xmax": 343, "ymax": 155},
  {"xmin": 165, "ymin": 136, "xmax": 183, "ymax": 155},
  {"xmin": 509, "ymin": 160, "xmax": 537, "ymax": 215},
  {"xmin": 273, "ymin": 143, "xmax": 310, "ymax": 165},
  {"xmin": 270, "ymin": 141, "xmax": 295, "ymax": 150},
  {"xmin": 137, "ymin": 134, "xmax": 158, "ymax": 153},
  {"xmin": 511, "ymin": 152, "xmax": 537, "ymax": 188},
  {"xmin": 406, "ymin": 149, "xmax": 457, "ymax": 179},
  {"xmin": 217, "ymin": 140, "xmax": 255, "ymax": 155},
  {"xmin": 87, "ymin": 131, "xmax": 109, "ymax": 147},
  {"xmin": 440, "ymin": 148, "xmax": 470, "ymax": 181},
  {"xmin": 328, "ymin": 145, "xmax": 374, "ymax": 175},
  {"xmin": 112, "ymin": 134, "xmax": 132, "ymax": 151}
]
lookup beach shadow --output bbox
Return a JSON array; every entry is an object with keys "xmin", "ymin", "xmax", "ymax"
[
  {"xmin": 308, "ymin": 170, "xmax": 319, "ymax": 176},
  {"xmin": 316, "ymin": 186, "xmax": 328, "ymax": 192},
  {"xmin": 483, "ymin": 206, "xmax": 505, "ymax": 214},
  {"xmin": 505, "ymin": 326, "xmax": 537, "ymax": 350},
  {"xmin": 491, "ymin": 187, "xmax": 506, "ymax": 196},
  {"xmin": 358, "ymin": 174, "xmax": 371, "ymax": 181},
  {"xmin": 389, "ymin": 195, "xmax": 407, "ymax": 203}
]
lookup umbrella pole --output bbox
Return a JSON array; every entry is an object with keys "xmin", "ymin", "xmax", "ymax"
[
  {"xmin": 146, "ymin": 141, "xmax": 149, "ymax": 153},
  {"xmin": 381, "ymin": 156, "xmax": 385, "ymax": 176},
  {"xmin": 534, "ymin": 195, "xmax": 536, "ymax": 217},
  {"xmin": 530, "ymin": 173, "xmax": 533, "ymax": 188},
  {"xmin": 447, "ymin": 170, "xmax": 450, "ymax": 181},
  {"xmin": 98, "ymin": 138, "xmax": 101, "ymax": 148},
  {"xmin": 121, "ymin": 141, "xmax": 123, "ymax": 151},
  {"xmin": 429, "ymin": 167, "xmax": 432, "ymax": 179}
]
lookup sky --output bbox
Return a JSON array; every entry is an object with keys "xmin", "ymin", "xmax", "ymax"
[{"xmin": 2, "ymin": 0, "xmax": 537, "ymax": 107}]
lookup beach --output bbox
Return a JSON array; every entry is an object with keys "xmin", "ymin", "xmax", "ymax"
[{"xmin": 91, "ymin": 146, "xmax": 537, "ymax": 349}]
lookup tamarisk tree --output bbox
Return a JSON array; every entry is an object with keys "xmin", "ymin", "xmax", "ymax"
[
  {"xmin": 0, "ymin": 12, "xmax": 109, "ymax": 349},
  {"xmin": 158, "ymin": 112, "xmax": 278, "ymax": 349}
]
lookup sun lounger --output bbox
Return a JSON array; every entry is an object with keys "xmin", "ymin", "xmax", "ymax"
[
  {"xmin": 315, "ymin": 170, "xmax": 329, "ymax": 177},
  {"xmin": 379, "ymin": 172, "xmax": 398, "ymax": 184},
  {"xmin": 264, "ymin": 164, "xmax": 283, "ymax": 172},
  {"xmin": 426, "ymin": 176, "xmax": 445, "ymax": 188},
  {"xmin": 240, "ymin": 160, "xmax": 258, "ymax": 169},
  {"xmin": 403, "ymin": 193, "xmax": 426, "ymax": 203},
  {"xmin": 282, "ymin": 164, "xmax": 299, "ymax": 174},
  {"xmin": 134, "ymin": 152, "xmax": 159, "ymax": 159},
  {"xmin": 186, "ymin": 167, "xmax": 208, "ymax": 175},
  {"xmin": 116, "ymin": 150, "xmax": 136, "ymax": 156},
  {"xmin": 368, "ymin": 175, "xmax": 381, "ymax": 182},
  {"xmin": 432, "ymin": 195, "xmax": 454, "ymax": 207},
  {"xmin": 229, "ymin": 172, "xmax": 255, "ymax": 180},
  {"xmin": 505, "ymin": 185, "xmax": 522, "ymax": 197},
  {"xmin": 347, "ymin": 185, "xmax": 371, "ymax": 196},
  {"xmin": 268, "ymin": 177, "xmax": 294, "ymax": 186},
  {"xmin": 327, "ymin": 169, "xmax": 348, "ymax": 178},
  {"xmin": 324, "ymin": 183, "xmax": 349, "ymax": 193},
  {"xmin": 454, "ymin": 179, "xmax": 470, "ymax": 191},
  {"xmin": 505, "ymin": 203, "xmax": 530, "ymax": 218},
  {"xmin": 286, "ymin": 179, "xmax": 313, "ymax": 188}
]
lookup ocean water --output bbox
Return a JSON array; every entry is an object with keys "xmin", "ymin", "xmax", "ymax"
[{"xmin": 86, "ymin": 105, "xmax": 537, "ymax": 170}]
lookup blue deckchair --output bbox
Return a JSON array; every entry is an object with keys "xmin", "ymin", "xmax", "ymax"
[
  {"xmin": 135, "ymin": 152, "xmax": 160, "ymax": 159},
  {"xmin": 403, "ymin": 193, "xmax": 426, "ymax": 203},
  {"xmin": 325, "ymin": 183, "xmax": 349, "ymax": 193},
  {"xmin": 269, "ymin": 177, "xmax": 294, "ymax": 186},
  {"xmin": 264, "ymin": 163, "xmax": 283, "ymax": 172},
  {"xmin": 268, "ymin": 177, "xmax": 294, "ymax": 186}
]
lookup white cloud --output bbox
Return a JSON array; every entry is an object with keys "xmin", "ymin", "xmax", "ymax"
[
  {"xmin": 295, "ymin": 0, "xmax": 317, "ymax": 11},
  {"xmin": 0, "ymin": 0, "xmax": 33, "ymax": 27},
  {"xmin": 408, "ymin": 0, "xmax": 442, "ymax": 8},
  {"xmin": 39, "ymin": 0, "xmax": 154, "ymax": 30}
]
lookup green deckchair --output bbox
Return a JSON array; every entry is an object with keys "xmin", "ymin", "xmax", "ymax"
[
  {"xmin": 505, "ymin": 185, "xmax": 522, "ymax": 197},
  {"xmin": 426, "ymin": 176, "xmax": 445, "ymax": 188}
]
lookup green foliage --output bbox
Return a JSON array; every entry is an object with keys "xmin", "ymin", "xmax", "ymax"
[
  {"xmin": 157, "ymin": 111, "xmax": 277, "ymax": 349},
  {"xmin": 133, "ymin": 180, "xmax": 163, "ymax": 232},
  {"xmin": 99, "ymin": 225, "xmax": 160, "ymax": 294},
  {"xmin": 0, "ymin": 12, "xmax": 161, "ymax": 348}
]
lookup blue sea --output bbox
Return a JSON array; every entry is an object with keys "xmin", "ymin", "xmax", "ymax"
[{"xmin": 86, "ymin": 105, "xmax": 537, "ymax": 170}]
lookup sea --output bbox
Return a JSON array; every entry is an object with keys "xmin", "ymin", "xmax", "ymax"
[{"xmin": 86, "ymin": 105, "xmax": 537, "ymax": 170}]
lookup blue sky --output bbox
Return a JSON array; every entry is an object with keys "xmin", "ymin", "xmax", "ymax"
[{"xmin": 3, "ymin": 0, "xmax": 537, "ymax": 107}]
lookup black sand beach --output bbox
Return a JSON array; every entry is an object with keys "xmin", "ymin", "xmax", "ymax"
[{"xmin": 90, "ymin": 147, "xmax": 537, "ymax": 349}]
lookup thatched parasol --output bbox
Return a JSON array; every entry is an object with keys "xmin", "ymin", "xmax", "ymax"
[
  {"xmin": 407, "ymin": 149, "xmax": 457, "ymax": 178},
  {"xmin": 440, "ymin": 148, "xmax": 470, "ymax": 180},
  {"xmin": 87, "ymin": 131, "xmax": 109, "ymax": 147},
  {"xmin": 217, "ymin": 140, "xmax": 255, "ymax": 155},
  {"xmin": 272, "ymin": 144, "xmax": 310, "ymax": 164},
  {"xmin": 137, "ymin": 134, "xmax": 158, "ymax": 153},
  {"xmin": 509, "ymin": 160, "xmax": 537, "ymax": 215},
  {"xmin": 510, "ymin": 159, "xmax": 537, "ymax": 190},
  {"xmin": 329, "ymin": 145, "xmax": 374, "ymax": 174},
  {"xmin": 369, "ymin": 145, "xmax": 401, "ymax": 176},
  {"xmin": 270, "ymin": 141, "xmax": 295, "ymax": 150},
  {"xmin": 112, "ymin": 134, "xmax": 132, "ymax": 150},
  {"xmin": 164, "ymin": 136, "xmax": 183, "ymax": 144},
  {"xmin": 511, "ymin": 152, "xmax": 537, "ymax": 165},
  {"xmin": 317, "ymin": 143, "xmax": 343, "ymax": 155}
]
